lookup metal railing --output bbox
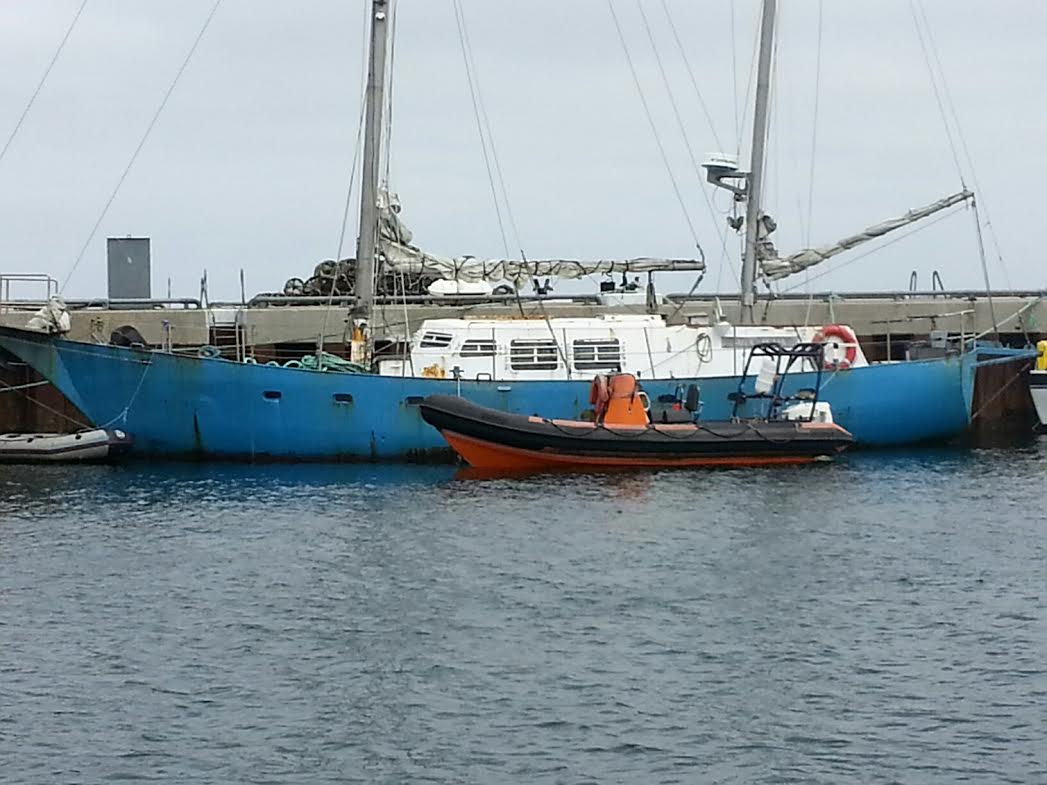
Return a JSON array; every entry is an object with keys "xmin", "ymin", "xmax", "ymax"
[
  {"xmin": 0, "ymin": 273, "xmax": 58, "ymax": 308},
  {"xmin": 662, "ymin": 289, "xmax": 1047, "ymax": 302},
  {"xmin": 0, "ymin": 296, "xmax": 203, "ymax": 311}
]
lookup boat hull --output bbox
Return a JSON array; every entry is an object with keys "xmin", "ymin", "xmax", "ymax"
[
  {"xmin": 1031, "ymin": 370, "xmax": 1047, "ymax": 425},
  {"xmin": 0, "ymin": 325, "xmax": 1026, "ymax": 459},
  {"xmin": 419, "ymin": 394, "xmax": 852, "ymax": 470}
]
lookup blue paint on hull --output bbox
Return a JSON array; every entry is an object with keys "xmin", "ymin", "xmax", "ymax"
[{"xmin": 0, "ymin": 327, "xmax": 1028, "ymax": 458}]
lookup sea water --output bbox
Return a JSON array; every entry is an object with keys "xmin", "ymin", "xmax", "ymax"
[{"xmin": 2, "ymin": 442, "xmax": 1045, "ymax": 783}]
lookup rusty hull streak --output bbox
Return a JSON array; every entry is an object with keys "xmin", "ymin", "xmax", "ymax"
[{"xmin": 192, "ymin": 412, "xmax": 205, "ymax": 455}]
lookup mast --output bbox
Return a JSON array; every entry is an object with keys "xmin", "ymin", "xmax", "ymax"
[
  {"xmin": 354, "ymin": 0, "xmax": 390, "ymax": 321},
  {"xmin": 740, "ymin": 0, "xmax": 777, "ymax": 324}
]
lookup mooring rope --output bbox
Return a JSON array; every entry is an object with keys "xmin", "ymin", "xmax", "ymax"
[
  {"xmin": 0, "ymin": 377, "xmax": 94, "ymax": 430},
  {"xmin": 0, "ymin": 379, "xmax": 50, "ymax": 394},
  {"xmin": 969, "ymin": 360, "xmax": 1033, "ymax": 423}
]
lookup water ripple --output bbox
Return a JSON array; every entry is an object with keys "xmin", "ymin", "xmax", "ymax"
[{"xmin": 1, "ymin": 443, "xmax": 1046, "ymax": 783}]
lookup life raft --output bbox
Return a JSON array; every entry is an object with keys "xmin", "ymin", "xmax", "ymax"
[
  {"xmin": 813, "ymin": 324, "xmax": 858, "ymax": 370},
  {"xmin": 0, "ymin": 429, "xmax": 133, "ymax": 463}
]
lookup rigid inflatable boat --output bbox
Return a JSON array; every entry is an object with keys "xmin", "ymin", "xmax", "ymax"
[{"xmin": 420, "ymin": 343, "xmax": 854, "ymax": 471}]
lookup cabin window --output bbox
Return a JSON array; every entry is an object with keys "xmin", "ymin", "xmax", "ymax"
[
  {"xmin": 460, "ymin": 339, "xmax": 496, "ymax": 357},
  {"xmin": 721, "ymin": 335, "xmax": 797, "ymax": 349},
  {"xmin": 572, "ymin": 338, "xmax": 622, "ymax": 371},
  {"xmin": 419, "ymin": 331, "xmax": 453, "ymax": 348},
  {"xmin": 509, "ymin": 339, "xmax": 560, "ymax": 371}
]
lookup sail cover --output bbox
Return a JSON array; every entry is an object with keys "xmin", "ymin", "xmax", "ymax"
[
  {"xmin": 758, "ymin": 190, "xmax": 973, "ymax": 281},
  {"xmin": 377, "ymin": 190, "xmax": 704, "ymax": 285}
]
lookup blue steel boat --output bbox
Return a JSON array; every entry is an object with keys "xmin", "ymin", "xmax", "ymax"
[
  {"xmin": 2, "ymin": 0, "xmax": 1036, "ymax": 459},
  {"xmin": 0, "ymin": 324, "xmax": 1034, "ymax": 459}
]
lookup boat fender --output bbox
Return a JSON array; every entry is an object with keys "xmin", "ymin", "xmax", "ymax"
[
  {"xmin": 1037, "ymin": 340, "xmax": 1047, "ymax": 371},
  {"xmin": 813, "ymin": 324, "xmax": 858, "ymax": 370}
]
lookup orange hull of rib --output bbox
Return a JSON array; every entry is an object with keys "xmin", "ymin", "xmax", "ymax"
[{"xmin": 441, "ymin": 430, "xmax": 827, "ymax": 471}]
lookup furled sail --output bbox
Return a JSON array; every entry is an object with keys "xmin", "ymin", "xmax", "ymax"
[
  {"xmin": 25, "ymin": 295, "xmax": 71, "ymax": 334},
  {"xmin": 377, "ymin": 190, "xmax": 705, "ymax": 285},
  {"xmin": 758, "ymin": 190, "xmax": 974, "ymax": 281}
]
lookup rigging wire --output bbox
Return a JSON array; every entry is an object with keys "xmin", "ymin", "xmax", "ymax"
[
  {"xmin": 913, "ymin": 0, "xmax": 1014, "ymax": 290},
  {"xmin": 319, "ymin": 3, "xmax": 373, "ymax": 360},
  {"xmin": 725, "ymin": 0, "xmax": 764, "ymax": 293},
  {"xmin": 331, "ymin": 100, "xmax": 366, "ymax": 263},
  {"xmin": 0, "ymin": 0, "xmax": 89, "ymax": 168},
  {"xmin": 453, "ymin": 0, "xmax": 525, "ymax": 257},
  {"xmin": 0, "ymin": 376, "xmax": 93, "ymax": 430},
  {"xmin": 382, "ymin": 0, "xmax": 397, "ymax": 187},
  {"xmin": 908, "ymin": 0, "xmax": 965, "ymax": 185},
  {"xmin": 769, "ymin": 1, "xmax": 781, "ymax": 251},
  {"xmin": 658, "ymin": 0, "xmax": 725, "ymax": 152},
  {"xmin": 632, "ymin": 2, "xmax": 716, "ymax": 274},
  {"xmin": 377, "ymin": 0, "xmax": 400, "ymax": 348},
  {"xmin": 804, "ymin": 0, "xmax": 823, "ymax": 249},
  {"xmin": 736, "ymin": 3, "xmax": 762, "ymax": 157},
  {"xmin": 450, "ymin": 0, "xmax": 511, "ymax": 258},
  {"xmin": 335, "ymin": 10, "xmax": 374, "ymax": 263},
  {"xmin": 970, "ymin": 199, "xmax": 1000, "ymax": 338},
  {"xmin": 729, "ymin": 0, "xmax": 739, "ymax": 151},
  {"xmin": 801, "ymin": 0, "xmax": 823, "ymax": 314},
  {"xmin": 60, "ymin": 0, "xmax": 224, "ymax": 292},
  {"xmin": 605, "ymin": 0, "xmax": 703, "ymax": 254}
]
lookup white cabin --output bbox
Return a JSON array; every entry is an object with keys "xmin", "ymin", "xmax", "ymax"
[{"xmin": 377, "ymin": 314, "xmax": 868, "ymax": 381}]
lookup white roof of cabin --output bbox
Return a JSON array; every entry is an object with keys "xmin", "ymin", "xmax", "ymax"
[{"xmin": 418, "ymin": 314, "xmax": 666, "ymax": 332}]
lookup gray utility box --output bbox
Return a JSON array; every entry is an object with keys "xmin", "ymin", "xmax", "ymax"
[{"xmin": 107, "ymin": 237, "xmax": 151, "ymax": 299}]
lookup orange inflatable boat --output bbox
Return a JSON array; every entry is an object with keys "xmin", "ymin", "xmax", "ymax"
[{"xmin": 419, "ymin": 368, "xmax": 853, "ymax": 472}]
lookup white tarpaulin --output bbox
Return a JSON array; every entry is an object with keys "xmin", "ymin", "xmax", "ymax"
[
  {"xmin": 25, "ymin": 295, "xmax": 71, "ymax": 334},
  {"xmin": 759, "ymin": 190, "xmax": 974, "ymax": 281},
  {"xmin": 377, "ymin": 190, "xmax": 704, "ymax": 285}
]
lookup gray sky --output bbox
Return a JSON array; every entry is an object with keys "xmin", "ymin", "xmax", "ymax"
[{"xmin": 1, "ymin": 0, "xmax": 1044, "ymax": 301}]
